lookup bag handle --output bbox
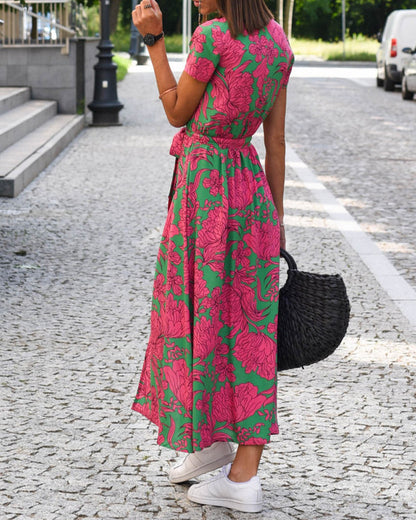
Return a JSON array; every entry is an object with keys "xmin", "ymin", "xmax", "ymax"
[{"xmin": 280, "ymin": 248, "xmax": 298, "ymax": 271}]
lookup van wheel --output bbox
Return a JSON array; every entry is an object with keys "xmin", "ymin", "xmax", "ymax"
[
  {"xmin": 376, "ymin": 75, "xmax": 384, "ymax": 87},
  {"xmin": 402, "ymin": 77, "xmax": 414, "ymax": 100},
  {"xmin": 383, "ymin": 67, "xmax": 395, "ymax": 91}
]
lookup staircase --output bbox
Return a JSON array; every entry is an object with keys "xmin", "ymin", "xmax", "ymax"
[{"xmin": 0, "ymin": 87, "xmax": 84, "ymax": 198}]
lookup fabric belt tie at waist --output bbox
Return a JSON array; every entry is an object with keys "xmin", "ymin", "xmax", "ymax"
[
  {"xmin": 170, "ymin": 127, "xmax": 252, "ymax": 158},
  {"xmin": 167, "ymin": 128, "xmax": 252, "ymax": 210}
]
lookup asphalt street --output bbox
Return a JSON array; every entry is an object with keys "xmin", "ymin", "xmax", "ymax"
[{"xmin": 0, "ymin": 58, "xmax": 415, "ymax": 520}]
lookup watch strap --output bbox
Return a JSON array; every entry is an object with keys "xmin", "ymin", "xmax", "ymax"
[{"xmin": 144, "ymin": 32, "xmax": 164, "ymax": 46}]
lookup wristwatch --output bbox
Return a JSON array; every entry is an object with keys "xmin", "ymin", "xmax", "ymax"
[{"xmin": 143, "ymin": 32, "xmax": 164, "ymax": 46}]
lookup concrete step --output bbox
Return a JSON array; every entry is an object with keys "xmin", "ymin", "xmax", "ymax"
[
  {"xmin": 0, "ymin": 87, "xmax": 31, "ymax": 115},
  {"xmin": 0, "ymin": 114, "xmax": 85, "ymax": 198},
  {"xmin": 0, "ymin": 99, "xmax": 57, "ymax": 154}
]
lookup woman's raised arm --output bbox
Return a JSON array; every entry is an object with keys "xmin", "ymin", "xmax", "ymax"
[{"xmin": 132, "ymin": 0, "xmax": 207, "ymax": 127}]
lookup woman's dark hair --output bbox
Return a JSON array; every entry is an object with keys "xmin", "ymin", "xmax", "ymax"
[{"xmin": 216, "ymin": 0, "xmax": 274, "ymax": 38}]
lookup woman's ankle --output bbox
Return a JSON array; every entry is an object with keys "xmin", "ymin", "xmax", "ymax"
[
  {"xmin": 228, "ymin": 466, "xmax": 257, "ymax": 482},
  {"xmin": 227, "ymin": 444, "xmax": 263, "ymax": 482}
]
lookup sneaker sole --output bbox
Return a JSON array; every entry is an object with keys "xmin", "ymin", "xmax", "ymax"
[
  {"xmin": 188, "ymin": 494, "xmax": 263, "ymax": 513},
  {"xmin": 169, "ymin": 450, "xmax": 236, "ymax": 484}
]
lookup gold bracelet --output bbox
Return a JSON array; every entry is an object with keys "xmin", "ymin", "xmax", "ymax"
[{"xmin": 159, "ymin": 86, "xmax": 177, "ymax": 100}]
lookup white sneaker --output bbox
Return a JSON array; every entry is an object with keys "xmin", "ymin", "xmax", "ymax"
[
  {"xmin": 168, "ymin": 442, "xmax": 236, "ymax": 484},
  {"xmin": 187, "ymin": 463, "xmax": 263, "ymax": 513}
]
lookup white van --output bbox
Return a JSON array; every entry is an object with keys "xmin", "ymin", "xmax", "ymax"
[{"xmin": 376, "ymin": 9, "xmax": 416, "ymax": 91}]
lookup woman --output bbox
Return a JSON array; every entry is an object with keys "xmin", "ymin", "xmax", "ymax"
[{"xmin": 132, "ymin": 0, "xmax": 293, "ymax": 513}]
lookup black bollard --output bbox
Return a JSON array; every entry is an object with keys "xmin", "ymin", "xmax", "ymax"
[{"xmin": 88, "ymin": 0, "xmax": 123, "ymax": 126}]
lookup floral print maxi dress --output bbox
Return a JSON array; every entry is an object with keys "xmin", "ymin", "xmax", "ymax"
[{"xmin": 132, "ymin": 18, "xmax": 294, "ymax": 453}]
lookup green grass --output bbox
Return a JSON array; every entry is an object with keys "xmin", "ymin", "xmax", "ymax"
[
  {"xmin": 112, "ymin": 28, "xmax": 131, "ymax": 53},
  {"xmin": 164, "ymin": 33, "xmax": 378, "ymax": 61},
  {"xmin": 113, "ymin": 54, "xmax": 131, "ymax": 81},
  {"xmin": 112, "ymin": 31, "xmax": 186, "ymax": 53},
  {"xmin": 165, "ymin": 34, "xmax": 183, "ymax": 53},
  {"xmin": 112, "ymin": 31, "xmax": 182, "ymax": 54},
  {"xmin": 290, "ymin": 36, "xmax": 378, "ymax": 62},
  {"xmin": 165, "ymin": 33, "xmax": 378, "ymax": 61}
]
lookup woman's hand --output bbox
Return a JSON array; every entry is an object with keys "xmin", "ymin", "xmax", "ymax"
[
  {"xmin": 132, "ymin": 0, "xmax": 163, "ymax": 37},
  {"xmin": 131, "ymin": 0, "xmax": 207, "ymax": 128}
]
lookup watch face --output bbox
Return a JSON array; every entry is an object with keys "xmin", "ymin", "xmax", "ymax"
[{"xmin": 144, "ymin": 33, "xmax": 155, "ymax": 46}]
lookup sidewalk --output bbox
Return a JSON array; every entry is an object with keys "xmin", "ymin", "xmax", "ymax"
[{"xmin": 0, "ymin": 60, "xmax": 415, "ymax": 520}]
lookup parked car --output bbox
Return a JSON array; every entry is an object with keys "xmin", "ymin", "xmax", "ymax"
[
  {"xmin": 401, "ymin": 45, "xmax": 416, "ymax": 100},
  {"xmin": 376, "ymin": 9, "xmax": 416, "ymax": 91}
]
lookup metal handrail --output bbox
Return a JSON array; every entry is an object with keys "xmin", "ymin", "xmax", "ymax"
[
  {"xmin": 6, "ymin": 1, "xmax": 75, "ymax": 35},
  {"xmin": 0, "ymin": 0, "xmax": 82, "ymax": 53}
]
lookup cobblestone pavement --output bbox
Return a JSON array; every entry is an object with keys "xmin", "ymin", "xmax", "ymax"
[
  {"xmin": 286, "ymin": 64, "xmax": 416, "ymax": 290},
  {"xmin": 1, "ymin": 60, "xmax": 415, "ymax": 520}
]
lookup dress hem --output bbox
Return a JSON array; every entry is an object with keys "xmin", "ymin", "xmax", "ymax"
[{"xmin": 132, "ymin": 402, "xmax": 279, "ymax": 453}]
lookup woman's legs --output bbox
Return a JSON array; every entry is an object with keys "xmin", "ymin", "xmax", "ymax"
[{"xmin": 228, "ymin": 445, "xmax": 264, "ymax": 482}]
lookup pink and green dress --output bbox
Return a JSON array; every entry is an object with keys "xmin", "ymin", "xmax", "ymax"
[{"xmin": 132, "ymin": 17, "xmax": 294, "ymax": 453}]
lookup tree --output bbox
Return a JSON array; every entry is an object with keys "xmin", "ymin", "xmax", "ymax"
[
  {"xmin": 276, "ymin": 0, "xmax": 284, "ymax": 25},
  {"xmin": 274, "ymin": 0, "xmax": 295, "ymax": 39},
  {"xmin": 109, "ymin": 0, "xmax": 122, "ymax": 34},
  {"xmin": 116, "ymin": 0, "xmax": 183, "ymax": 35},
  {"xmin": 292, "ymin": 0, "xmax": 416, "ymax": 41},
  {"xmin": 284, "ymin": 0, "xmax": 295, "ymax": 38},
  {"xmin": 293, "ymin": 0, "xmax": 333, "ymax": 40}
]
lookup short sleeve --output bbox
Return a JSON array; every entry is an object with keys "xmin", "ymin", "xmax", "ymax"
[
  {"xmin": 184, "ymin": 23, "xmax": 221, "ymax": 83},
  {"xmin": 282, "ymin": 52, "xmax": 294, "ymax": 88}
]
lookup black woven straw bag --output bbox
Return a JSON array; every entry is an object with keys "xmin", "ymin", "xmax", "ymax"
[{"xmin": 277, "ymin": 249, "xmax": 350, "ymax": 371}]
